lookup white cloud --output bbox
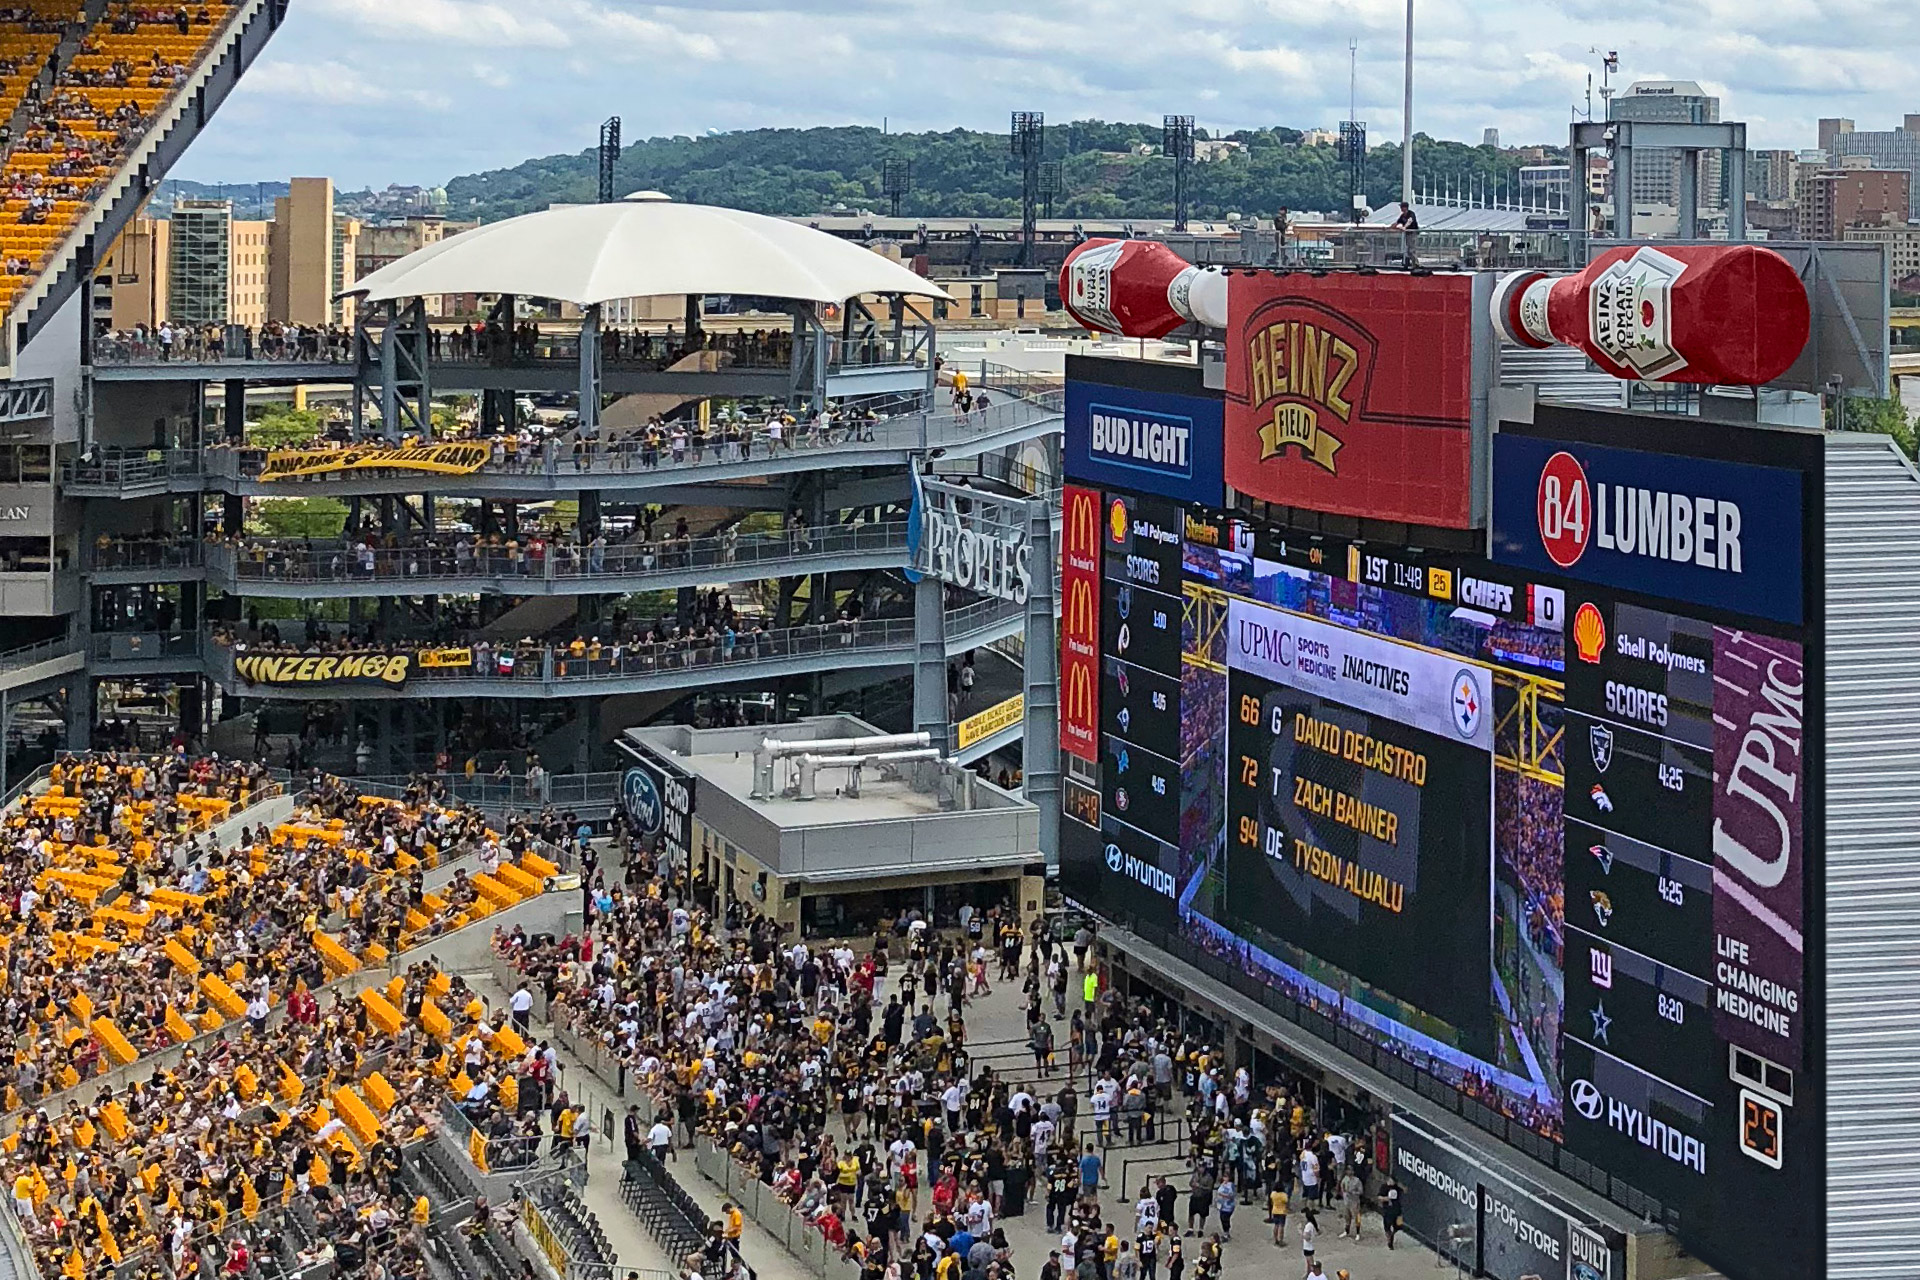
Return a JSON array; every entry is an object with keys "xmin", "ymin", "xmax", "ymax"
[{"xmin": 173, "ymin": 0, "xmax": 1919, "ymax": 189}]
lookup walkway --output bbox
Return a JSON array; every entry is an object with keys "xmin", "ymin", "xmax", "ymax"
[{"xmin": 470, "ymin": 931, "xmax": 1454, "ymax": 1280}]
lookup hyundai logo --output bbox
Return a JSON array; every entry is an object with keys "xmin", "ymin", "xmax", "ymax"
[
  {"xmin": 1106, "ymin": 843, "xmax": 1125, "ymax": 872},
  {"xmin": 622, "ymin": 767, "xmax": 664, "ymax": 835},
  {"xmin": 1570, "ymin": 1079, "xmax": 1603, "ymax": 1121}
]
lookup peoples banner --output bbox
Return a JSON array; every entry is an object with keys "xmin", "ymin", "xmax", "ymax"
[
  {"xmin": 232, "ymin": 651, "xmax": 412, "ymax": 687},
  {"xmin": 258, "ymin": 442, "xmax": 490, "ymax": 481},
  {"xmin": 416, "ymin": 647, "xmax": 473, "ymax": 669}
]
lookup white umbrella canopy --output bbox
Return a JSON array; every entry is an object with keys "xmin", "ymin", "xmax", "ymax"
[{"xmin": 348, "ymin": 192, "xmax": 953, "ymax": 307}]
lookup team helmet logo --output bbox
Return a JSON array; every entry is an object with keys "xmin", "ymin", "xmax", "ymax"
[
  {"xmin": 1450, "ymin": 669, "xmax": 1484, "ymax": 739},
  {"xmin": 1590, "ymin": 724, "xmax": 1614, "ymax": 773}
]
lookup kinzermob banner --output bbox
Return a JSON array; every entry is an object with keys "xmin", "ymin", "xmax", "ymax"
[
  {"xmin": 1490, "ymin": 431, "xmax": 1805, "ymax": 625},
  {"xmin": 1064, "ymin": 362, "xmax": 1224, "ymax": 506},
  {"xmin": 1228, "ymin": 597, "xmax": 1494, "ymax": 752},
  {"xmin": 1224, "ymin": 272, "xmax": 1481, "ymax": 529},
  {"xmin": 1392, "ymin": 1114, "xmax": 1626, "ymax": 1280},
  {"xmin": 233, "ymin": 651, "xmax": 411, "ymax": 687},
  {"xmin": 259, "ymin": 442, "xmax": 491, "ymax": 481}
]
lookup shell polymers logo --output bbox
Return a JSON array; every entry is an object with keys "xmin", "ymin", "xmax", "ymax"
[
  {"xmin": 1536, "ymin": 450, "xmax": 1592, "ymax": 568},
  {"xmin": 1572, "ymin": 602, "xmax": 1607, "ymax": 664},
  {"xmin": 1108, "ymin": 496, "xmax": 1129, "ymax": 544}
]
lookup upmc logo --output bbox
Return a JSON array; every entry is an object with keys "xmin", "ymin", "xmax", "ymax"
[
  {"xmin": 1492, "ymin": 431, "xmax": 1807, "ymax": 626},
  {"xmin": 1536, "ymin": 451, "xmax": 1591, "ymax": 567}
]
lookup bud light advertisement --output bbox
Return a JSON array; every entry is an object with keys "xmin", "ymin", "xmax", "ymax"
[{"xmin": 1065, "ymin": 354, "xmax": 1225, "ymax": 507}]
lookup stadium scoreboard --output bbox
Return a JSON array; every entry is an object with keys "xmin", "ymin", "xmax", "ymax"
[{"xmin": 1064, "ymin": 365, "xmax": 1823, "ymax": 1280}]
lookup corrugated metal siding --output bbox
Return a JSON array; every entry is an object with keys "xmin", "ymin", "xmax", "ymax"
[
  {"xmin": 1825, "ymin": 432, "xmax": 1920, "ymax": 1276},
  {"xmin": 1496, "ymin": 346, "xmax": 1628, "ymax": 407}
]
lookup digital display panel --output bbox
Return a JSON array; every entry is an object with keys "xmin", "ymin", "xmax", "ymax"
[{"xmin": 1062, "ymin": 401, "xmax": 1821, "ymax": 1280}]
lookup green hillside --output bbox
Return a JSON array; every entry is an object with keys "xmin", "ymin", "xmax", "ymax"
[{"xmin": 442, "ymin": 122, "xmax": 1561, "ymax": 223}]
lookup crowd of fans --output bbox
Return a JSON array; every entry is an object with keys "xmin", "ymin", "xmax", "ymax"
[
  {"xmin": 0, "ymin": 748, "xmax": 580, "ymax": 1277},
  {"xmin": 0, "ymin": 3, "xmax": 230, "ymax": 311},
  {"xmin": 493, "ymin": 827, "xmax": 1393, "ymax": 1280}
]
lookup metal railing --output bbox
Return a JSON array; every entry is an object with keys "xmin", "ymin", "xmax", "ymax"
[
  {"xmin": 1104, "ymin": 914, "xmax": 1678, "ymax": 1230},
  {"xmin": 975, "ymin": 361, "xmax": 1065, "ymax": 411},
  {"xmin": 358, "ymin": 771, "xmax": 621, "ymax": 817},
  {"xmin": 0, "ymin": 635, "xmax": 81, "ymax": 675},
  {"xmin": 60, "ymin": 448, "xmax": 205, "ymax": 489},
  {"xmin": 86, "ymin": 539, "xmax": 205, "ymax": 572},
  {"xmin": 204, "ymin": 520, "xmax": 912, "ymax": 587},
  {"xmin": 88, "ymin": 630, "xmax": 202, "ymax": 662},
  {"xmin": 212, "ymin": 598, "xmax": 1022, "ymax": 689},
  {"xmin": 93, "ymin": 326, "xmax": 935, "ymax": 374},
  {"xmin": 691, "ymin": 1137, "xmax": 856, "ymax": 1280},
  {"xmin": 60, "ymin": 401, "xmax": 1059, "ymax": 497}
]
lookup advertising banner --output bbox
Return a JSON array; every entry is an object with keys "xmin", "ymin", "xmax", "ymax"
[
  {"xmin": 258, "ymin": 442, "xmax": 492, "ymax": 481},
  {"xmin": 1224, "ymin": 272, "xmax": 1479, "ymax": 528},
  {"xmin": 622, "ymin": 752, "xmax": 696, "ymax": 869},
  {"xmin": 957, "ymin": 695, "xmax": 1024, "ymax": 751},
  {"xmin": 1710, "ymin": 627, "xmax": 1806, "ymax": 1071},
  {"xmin": 1064, "ymin": 357, "xmax": 1225, "ymax": 507},
  {"xmin": 233, "ymin": 651, "xmax": 411, "ymax": 688},
  {"xmin": 1392, "ymin": 1114, "xmax": 1627, "ymax": 1280},
  {"xmin": 416, "ymin": 646, "xmax": 473, "ymax": 669},
  {"xmin": 1491, "ymin": 431, "xmax": 1805, "ymax": 625},
  {"xmin": 1059, "ymin": 485, "xmax": 1104, "ymax": 762}
]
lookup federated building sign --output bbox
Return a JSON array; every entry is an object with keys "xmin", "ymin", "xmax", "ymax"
[
  {"xmin": 233, "ymin": 652, "xmax": 412, "ymax": 687},
  {"xmin": 258, "ymin": 442, "xmax": 491, "ymax": 481}
]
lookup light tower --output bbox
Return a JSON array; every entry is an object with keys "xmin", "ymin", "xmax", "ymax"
[
  {"xmin": 882, "ymin": 158, "xmax": 912, "ymax": 218},
  {"xmin": 597, "ymin": 116, "xmax": 620, "ymax": 204},
  {"xmin": 1163, "ymin": 114, "xmax": 1195, "ymax": 231},
  {"xmin": 1039, "ymin": 161, "xmax": 1062, "ymax": 220},
  {"xmin": 1011, "ymin": 111, "xmax": 1044, "ymax": 265}
]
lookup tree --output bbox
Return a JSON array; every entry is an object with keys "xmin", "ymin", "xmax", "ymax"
[
  {"xmin": 247, "ymin": 406, "xmax": 327, "ymax": 448},
  {"xmin": 1831, "ymin": 394, "xmax": 1916, "ymax": 455}
]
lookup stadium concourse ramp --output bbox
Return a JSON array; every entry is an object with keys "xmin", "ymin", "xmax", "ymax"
[{"xmin": 1823, "ymin": 430, "xmax": 1920, "ymax": 1275}]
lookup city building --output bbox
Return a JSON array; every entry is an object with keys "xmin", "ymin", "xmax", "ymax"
[
  {"xmin": 166, "ymin": 199, "xmax": 269, "ymax": 327},
  {"xmin": 1796, "ymin": 165, "xmax": 1910, "ymax": 239},
  {"xmin": 1518, "ymin": 163, "xmax": 1570, "ymax": 209},
  {"xmin": 96, "ymin": 214, "xmax": 170, "ymax": 331},
  {"xmin": 1844, "ymin": 225, "xmax": 1920, "ymax": 282},
  {"xmin": 1482, "ymin": 127, "xmax": 1500, "ymax": 148},
  {"xmin": 1748, "ymin": 148, "xmax": 1798, "ymax": 201},
  {"xmin": 352, "ymin": 215, "xmax": 480, "ymax": 316},
  {"xmin": 1827, "ymin": 115, "xmax": 1920, "ymax": 217},
  {"xmin": 267, "ymin": 176, "xmax": 336, "ymax": 327},
  {"xmin": 621, "ymin": 717, "xmax": 1043, "ymax": 937},
  {"xmin": 1609, "ymin": 79, "xmax": 1725, "ymax": 206}
]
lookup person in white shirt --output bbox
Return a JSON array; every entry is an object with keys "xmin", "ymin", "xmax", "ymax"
[
  {"xmin": 510, "ymin": 985, "xmax": 534, "ymax": 1034},
  {"xmin": 648, "ymin": 1118, "xmax": 674, "ymax": 1161}
]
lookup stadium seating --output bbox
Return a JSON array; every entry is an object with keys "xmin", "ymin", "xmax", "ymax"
[{"xmin": 0, "ymin": 2, "xmax": 241, "ymax": 318}]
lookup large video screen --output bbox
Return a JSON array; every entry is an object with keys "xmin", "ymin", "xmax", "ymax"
[{"xmin": 1061, "ymin": 404, "xmax": 1823, "ymax": 1280}]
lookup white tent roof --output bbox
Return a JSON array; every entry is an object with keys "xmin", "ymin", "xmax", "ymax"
[{"xmin": 348, "ymin": 193, "xmax": 953, "ymax": 306}]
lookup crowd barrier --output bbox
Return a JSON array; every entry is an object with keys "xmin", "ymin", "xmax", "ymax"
[{"xmin": 692, "ymin": 1137, "xmax": 861, "ymax": 1280}]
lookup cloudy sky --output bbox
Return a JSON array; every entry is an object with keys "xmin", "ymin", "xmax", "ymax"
[{"xmin": 175, "ymin": 0, "xmax": 1904, "ymax": 190}]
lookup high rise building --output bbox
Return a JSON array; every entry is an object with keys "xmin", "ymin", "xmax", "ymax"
[
  {"xmin": 166, "ymin": 200, "xmax": 268, "ymax": 326},
  {"xmin": 331, "ymin": 212, "xmax": 361, "ymax": 328},
  {"xmin": 1818, "ymin": 117, "xmax": 1855, "ymax": 156},
  {"xmin": 1482, "ymin": 127, "xmax": 1500, "ymax": 149},
  {"xmin": 97, "ymin": 213, "xmax": 170, "ymax": 331},
  {"xmin": 268, "ymin": 176, "xmax": 336, "ymax": 326},
  {"xmin": 1796, "ymin": 166, "xmax": 1910, "ymax": 239},
  {"xmin": 352, "ymin": 216, "xmax": 478, "ymax": 316},
  {"xmin": 1828, "ymin": 117, "xmax": 1920, "ymax": 217},
  {"xmin": 1609, "ymin": 80, "xmax": 1724, "ymax": 206},
  {"xmin": 1747, "ymin": 149, "xmax": 1797, "ymax": 202}
]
